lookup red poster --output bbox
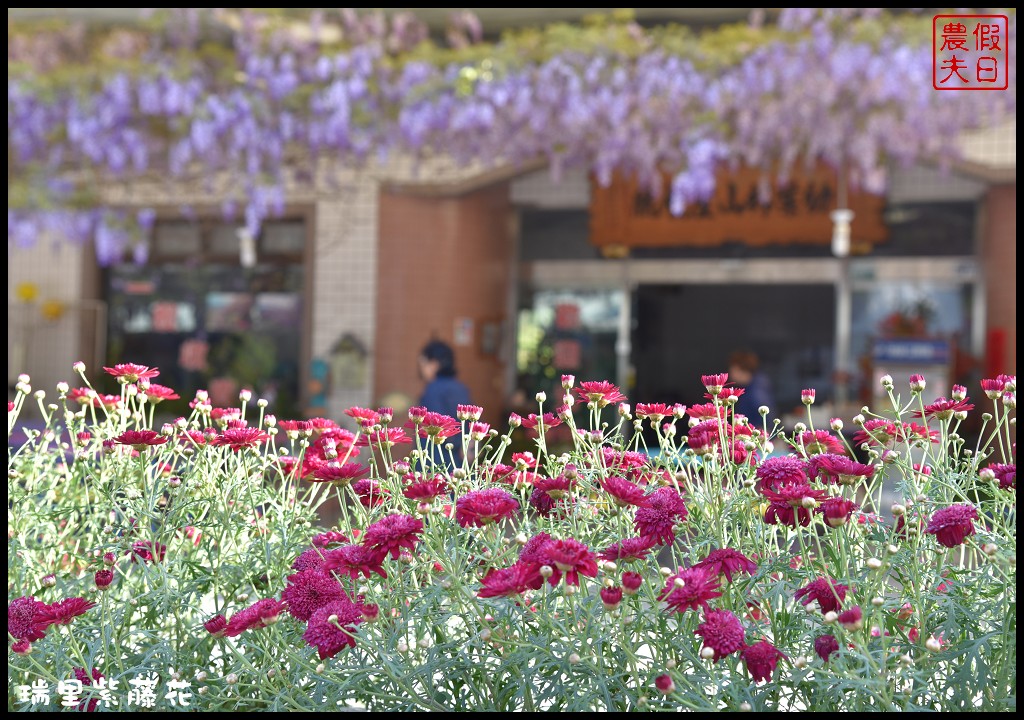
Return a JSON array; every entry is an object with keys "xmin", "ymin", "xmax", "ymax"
[
  {"xmin": 555, "ymin": 303, "xmax": 580, "ymax": 330},
  {"xmin": 553, "ymin": 339, "xmax": 581, "ymax": 370}
]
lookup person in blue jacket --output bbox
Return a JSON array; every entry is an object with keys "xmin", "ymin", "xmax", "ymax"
[{"xmin": 417, "ymin": 340, "xmax": 472, "ymax": 467}]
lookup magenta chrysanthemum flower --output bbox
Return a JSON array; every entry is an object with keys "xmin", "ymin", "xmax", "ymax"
[
  {"xmin": 654, "ymin": 673, "xmax": 675, "ymax": 695},
  {"xmin": 701, "ymin": 373, "xmax": 730, "ymax": 395},
  {"xmin": 686, "ymin": 420, "xmax": 721, "ymax": 455},
  {"xmin": 599, "ymin": 535, "xmax": 659, "ymax": 563},
  {"xmin": 292, "ymin": 547, "xmax": 328, "ymax": 572},
  {"xmin": 764, "ymin": 502, "xmax": 813, "ymax": 528},
  {"xmin": 925, "ymin": 504, "xmax": 978, "ymax": 548},
  {"xmin": 352, "ymin": 478, "xmax": 389, "ymax": 508},
  {"xmin": 755, "ymin": 456, "xmax": 809, "ymax": 492},
  {"xmin": 528, "ymin": 487, "xmax": 557, "ymax": 516},
  {"xmin": 988, "ymin": 463, "xmax": 1016, "ymax": 491},
  {"xmin": 820, "ymin": 497, "xmax": 859, "ymax": 527},
  {"xmin": 687, "ymin": 403, "xmax": 727, "ymax": 420},
  {"xmin": 113, "ymin": 430, "xmax": 168, "ymax": 449},
  {"xmin": 795, "ymin": 578, "xmax": 848, "ymax": 614},
  {"xmin": 130, "ymin": 540, "xmax": 166, "ymax": 564},
  {"xmin": 35, "ymin": 597, "xmax": 96, "ymax": 631},
  {"xmin": 8, "ymin": 596, "xmax": 48, "ymax": 641},
  {"xmin": 323, "ymin": 544, "xmax": 388, "ymax": 580},
  {"xmin": 809, "ymin": 453, "xmax": 876, "ymax": 486},
  {"xmin": 312, "ymin": 531, "xmax": 349, "ymax": 548},
  {"xmin": 814, "ymin": 634, "xmax": 840, "ymax": 662},
  {"xmin": 281, "ymin": 570, "xmax": 348, "ymax": 622},
  {"xmin": 104, "ymin": 363, "xmax": 159, "ymax": 382},
  {"xmin": 622, "ymin": 571, "xmax": 644, "ymax": 595},
  {"xmin": 345, "ymin": 406, "xmax": 381, "ymax": 425},
  {"xmin": 574, "ymin": 380, "xmax": 627, "ymax": 407},
  {"xmin": 361, "ymin": 514, "xmax": 424, "ymax": 561},
  {"xmin": 634, "ymin": 486, "xmax": 688, "ymax": 544},
  {"xmin": 224, "ymin": 598, "xmax": 284, "ymax": 637},
  {"xmin": 477, "ymin": 564, "xmax": 532, "ymax": 599},
  {"xmin": 539, "ymin": 538, "xmax": 599, "ymax": 587},
  {"xmin": 142, "ymin": 384, "xmax": 180, "ymax": 403},
  {"xmin": 414, "ymin": 411, "xmax": 461, "ymax": 442},
  {"xmin": 204, "ymin": 614, "xmax": 228, "ymax": 637},
  {"xmin": 600, "ymin": 586, "xmax": 623, "ymax": 610},
  {"xmin": 601, "ymin": 476, "xmax": 648, "ymax": 507},
  {"xmin": 302, "ymin": 597, "xmax": 364, "ymax": 659},
  {"xmin": 455, "ymin": 488, "xmax": 520, "ymax": 528},
  {"xmin": 760, "ymin": 482, "xmax": 827, "ymax": 508},
  {"xmin": 94, "ymin": 569, "xmax": 114, "ymax": 589},
  {"xmin": 634, "ymin": 403, "xmax": 676, "ymax": 422},
  {"xmin": 742, "ymin": 640, "xmax": 786, "ymax": 682},
  {"xmin": 658, "ymin": 566, "xmax": 722, "ymax": 615},
  {"xmin": 695, "ymin": 609, "xmax": 745, "ymax": 661},
  {"xmin": 693, "ymin": 548, "xmax": 758, "ymax": 583},
  {"xmin": 533, "ymin": 474, "xmax": 575, "ymax": 500},
  {"xmin": 310, "ymin": 462, "xmax": 371, "ymax": 486},
  {"xmin": 213, "ymin": 427, "xmax": 271, "ymax": 450},
  {"xmin": 789, "ymin": 429, "xmax": 846, "ymax": 456},
  {"xmin": 838, "ymin": 605, "xmax": 863, "ymax": 631}
]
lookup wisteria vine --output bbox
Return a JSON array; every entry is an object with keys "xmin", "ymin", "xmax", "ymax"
[{"xmin": 7, "ymin": 8, "xmax": 1017, "ymax": 263}]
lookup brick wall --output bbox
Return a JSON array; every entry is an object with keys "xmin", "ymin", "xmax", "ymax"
[
  {"xmin": 982, "ymin": 183, "xmax": 1017, "ymax": 374},
  {"xmin": 375, "ymin": 183, "xmax": 514, "ymax": 425}
]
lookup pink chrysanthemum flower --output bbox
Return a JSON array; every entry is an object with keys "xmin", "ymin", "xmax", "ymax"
[
  {"xmin": 357, "ymin": 427, "xmax": 413, "ymax": 447},
  {"xmin": 795, "ymin": 578, "xmax": 848, "ymax": 614},
  {"xmin": 477, "ymin": 564, "xmax": 532, "ymax": 599},
  {"xmin": 789, "ymin": 429, "xmax": 846, "ymax": 456},
  {"xmin": 281, "ymin": 570, "xmax": 348, "ymax": 622},
  {"xmin": 403, "ymin": 476, "xmax": 449, "ymax": 501},
  {"xmin": 573, "ymin": 380, "xmax": 627, "ymax": 407},
  {"xmin": 599, "ymin": 535, "xmax": 659, "ymax": 563},
  {"xmin": 917, "ymin": 396, "xmax": 975, "ymax": 420},
  {"xmin": 601, "ymin": 475, "xmax": 648, "ymax": 507},
  {"xmin": 701, "ymin": 373, "xmax": 730, "ymax": 395},
  {"xmin": 686, "ymin": 420, "xmax": 721, "ymax": 456},
  {"xmin": 852, "ymin": 419, "xmax": 900, "ymax": 447},
  {"xmin": 634, "ymin": 403, "xmax": 675, "ymax": 422},
  {"xmin": 302, "ymin": 597, "xmax": 364, "ymax": 659},
  {"xmin": 742, "ymin": 640, "xmax": 786, "ymax": 682},
  {"xmin": 695, "ymin": 609, "xmax": 745, "ymax": 661},
  {"xmin": 814, "ymin": 634, "xmax": 840, "ymax": 662},
  {"xmin": 35, "ymin": 597, "xmax": 96, "ymax": 631},
  {"xmin": 204, "ymin": 614, "xmax": 228, "ymax": 637},
  {"xmin": 345, "ymin": 406, "xmax": 381, "ymax": 426},
  {"xmin": 820, "ymin": 497, "xmax": 859, "ymax": 527},
  {"xmin": 926, "ymin": 504, "xmax": 978, "ymax": 548},
  {"xmin": 634, "ymin": 486, "xmax": 688, "ymax": 544},
  {"xmin": 352, "ymin": 478, "xmax": 389, "ymax": 508},
  {"xmin": 687, "ymin": 403, "xmax": 728, "ymax": 420},
  {"xmin": 455, "ymin": 488, "xmax": 520, "ymax": 528},
  {"xmin": 323, "ymin": 544, "xmax": 388, "ymax": 580},
  {"xmin": 658, "ymin": 566, "xmax": 722, "ymax": 615},
  {"xmin": 214, "ymin": 427, "xmax": 270, "ymax": 450},
  {"xmin": 209, "ymin": 407, "xmax": 242, "ymax": 424},
  {"xmin": 113, "ymin": 430, "xmax": 168, "ymax": 449},
  {"xmin": 306, "ymin": 417, "xmax": 340, "ymax": 435},
  {"xmin": 754, "ymin": 456, "xmax": 809, "ymax": 492},
  {"xmin": 414, "ymin": 411, "xmax": 461, "ymax": 442},
  {"xmin": 693, "ymin": 548, "xmax": 758, "ymax": 583},
  {"xmin": 104, "ymin": 363, "xmax": 159, "ymax": 382},
  {"xmin": 808, "ymin": 454, "xmax": 875, "ymax": 486},
  {"xmin": 8, "ymin": 596, "xmax": 48, "ymax": 641},
  {"xmin": 519, "ymin": 412, "xmax": 563, "ymax": 435},
  {"xmin": 142, "ymin": 384, "xmax": 180, "ymax": 403},
  {"xmin": 539, "ymin": 538, "xmax": 599, "ymax": 587},
  {"xmin": 706, "ymin": 386, "xmax": 744, "ymax": 402},
  {"xmin": 361, "ymin": 514, "xmax": 424, "ymax": 561},
  {"xmin": 311, "ymin": 462, "xmax": 371, "ymax": 486},
  {"xmin": 533, "ymin": 474, "xmax": 575, "ymax": 500},
  {"xmin": 223, "ymin": 598, "xmax": 284, "ymax": 637}
]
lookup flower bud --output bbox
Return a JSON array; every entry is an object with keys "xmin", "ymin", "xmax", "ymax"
[
  {"xmin": 700, "ymin": 646, "xmax": 716, "ymax": 660},
  {"xmin": 880, "ymin": 374, "xmax": 893, "ymax": 388},
  {"xmin": 561, "ymin": 375, "xmax": 575, "ymax": 390},
  {"xmin": 41, "ymin": 573, "xmax": 56, "ymax": 588},
  {"xmin": 225, "ymin": 673, "xmax": 238, "ymax": 685},
  {"xmin": 568, "ymin": 652, "xmax": 581, "ymax": 665},
  {"xmin": 739, "ymin": 702, "xmax": 752, "ymax": 712},
  {"xmin": 866, "ymin": 558, "xmax": 883, "ymax": 570},
  {"xmin": 802, "ymin": 388, "xmax": 816, "ymax": 405},
  {"xmin": 830, "ymin": 417, "xmax": 843, "ymax": 431},
  {"xmin": 758, "ymin": 405, "xmax": 770, "ymax": 416},
  {"xmin": 925, "ymin": 636, "xmax": 942, "ymax": 653},
  {"xmin": 73, "ymin": 361, "xmax": 86, "ymax": 373},
  {"xmin": 654, "ymin": 674, "xmax": 675, "ymax": 695},
  {"xmin": 823, "ymin": 611, "xmax": 838, "ymax": 624}
]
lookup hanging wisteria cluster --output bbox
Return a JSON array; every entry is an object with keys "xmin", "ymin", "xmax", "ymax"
[{"xmin": 7, "ymin": 8, "xmax": 1017, "ymax": 263}]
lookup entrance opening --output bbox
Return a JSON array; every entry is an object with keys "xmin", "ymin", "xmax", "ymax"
[{"xmin": 632, "ymin": 284, "xmax": 836, "ymax": 419}]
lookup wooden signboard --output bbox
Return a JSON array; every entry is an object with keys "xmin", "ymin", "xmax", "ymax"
[{"xmin": 589, "ymin": 164, "xmax": 888, "ymax": 252}]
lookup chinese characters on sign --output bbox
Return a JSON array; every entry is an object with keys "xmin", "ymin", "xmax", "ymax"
[
  {"xmin": 933, "ymin": 14, "xmax": 1009, "ymax": 90},
  {"xmin": 14, "ymin": 673, "xmax": 194, "ymax": 709}
]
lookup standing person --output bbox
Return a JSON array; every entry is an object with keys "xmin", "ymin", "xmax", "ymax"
[
  {"xmin": 417, "ymin": 340, "xmax": 472, "ymax": 467},
  {"xmin": 729, "ymin": 350, "xmax": 775, "ymax": 422}
]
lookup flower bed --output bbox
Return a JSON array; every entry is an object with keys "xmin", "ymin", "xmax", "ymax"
[{"xmin": 7, "ymin": 365, "xmax": 1016, "ymax": 711}]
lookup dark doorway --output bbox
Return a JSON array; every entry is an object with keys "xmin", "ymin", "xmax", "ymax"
[{"xmin": 632, "ymin": 284, "xmax": 836, "ymax": 418}]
